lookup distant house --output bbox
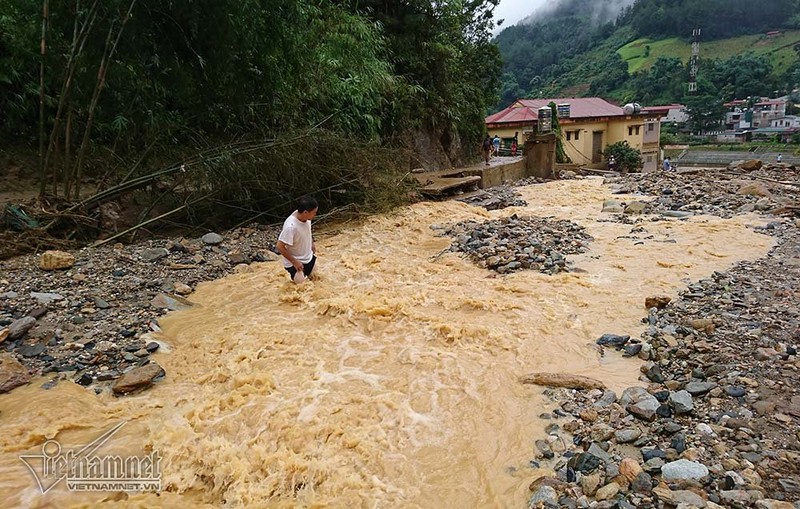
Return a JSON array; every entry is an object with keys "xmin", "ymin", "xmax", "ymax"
[
  {"xmin": 640, "ymin": 104, "xmax": 688, "ymax": 124},
  {"xmin": 485, "ymin": 97, "xmax": 661, "ymax": 172},
  {"xmin": 766, "ymin": 30, "xmax": 781, "ymax": 37},
  {"xmin": 770, "ymin": 115, "xmax": 800, "ymax": 128},
  {"xmin": 753, "ymin": 99, "xmax": 787, "ymax": 127}
]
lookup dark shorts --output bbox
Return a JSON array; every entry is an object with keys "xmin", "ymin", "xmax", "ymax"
[{"xmin": 285, "ymin": 255, "xmax": 316, "ymax": 279}]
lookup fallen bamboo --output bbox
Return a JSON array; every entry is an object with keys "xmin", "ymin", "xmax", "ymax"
[{"xmin": 91, "ymin": 193, "xmax": 212, "ymax": 248}]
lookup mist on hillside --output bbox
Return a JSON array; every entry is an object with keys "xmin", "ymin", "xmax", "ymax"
[{"xmin": 522, "ymin": 0, "xmax": 636, "ymax": 26}]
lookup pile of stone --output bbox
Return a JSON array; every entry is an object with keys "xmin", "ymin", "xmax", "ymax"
[
  {"xmin": 438, "ymin": 215, "xmax": 592, "ymax": 275},
  {"xmin": 458, "ymin": 185, "xmax": 527, "ymax": 210},
  {"xmin": 0, "ymin": 224, "xmax": 281, "ymax": 395},
  {"xmin": 525, "ymin": 223, "xmax": 800, "ymax": 508},
  {"xmin": 605, "ymin": 166, "xmax": 799, "ymax": 219}
]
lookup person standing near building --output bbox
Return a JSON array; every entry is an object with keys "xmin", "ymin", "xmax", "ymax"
[
  {"xmin": 492, "ymin": 135, "xmax": 501, "ymax": 156},
  {"xmin": 277, "ymin": 196, "xmax": 318, "ymax": 284},
  {"xmin": 777, "ymin": 153, "xmax": 782, "ymax": 163},
  {"xmin": 662, "ymin": 157, "xmax": 672, "ymax": 171},
  {"xmin": 481, "ymin": 135, "xmax": 492, "ymax": 166}
]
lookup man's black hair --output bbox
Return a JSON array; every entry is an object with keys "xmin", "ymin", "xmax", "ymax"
[{"xmin": 297, "ymin": 195, "xmax": 318, "ymax": 213}]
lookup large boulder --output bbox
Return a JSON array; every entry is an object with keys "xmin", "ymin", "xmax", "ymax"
[{"xmin": 740, "ymin": 159, "xmax": 763, "ymax": 171}]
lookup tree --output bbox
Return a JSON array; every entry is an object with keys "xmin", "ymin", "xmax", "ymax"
[
  {"xmin": 603, "ymin": 141, "xmax": 642, "ymax": 173},
  {"xmin": 683, "ymin": 94, "xmax": 725, "ymax": 135}
]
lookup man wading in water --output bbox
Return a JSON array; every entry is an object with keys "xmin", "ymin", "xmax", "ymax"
[{"xmin": 277, "ymin": 196, "xmax": 318, "ymax": 284}]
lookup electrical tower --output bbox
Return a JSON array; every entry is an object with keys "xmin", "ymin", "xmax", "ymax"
[{"xmin": 688, "ymin": 28, "xmax": 701, "ymax": 94}]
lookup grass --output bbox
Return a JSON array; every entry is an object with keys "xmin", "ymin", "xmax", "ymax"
[{"xmin": 617, "ymin": 30, "xmax": 800, "ymax": 75}]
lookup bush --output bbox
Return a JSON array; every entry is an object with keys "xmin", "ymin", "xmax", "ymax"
[{"xmin": 602, "ymin": 141, "xmax": 643, "ymax": 173}]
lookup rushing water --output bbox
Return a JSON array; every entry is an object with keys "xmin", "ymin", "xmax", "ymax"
[{"xmin": 0, "ymin": 179, "xmax": 774, "ymax": 508}]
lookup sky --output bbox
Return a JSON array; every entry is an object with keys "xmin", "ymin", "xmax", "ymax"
[{"xmin": 493, "ymin": 0, "xmax": 546, "ymax": 31}]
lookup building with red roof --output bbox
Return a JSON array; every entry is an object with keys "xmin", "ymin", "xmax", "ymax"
[{"xmin": 486, "ymin": 98, "xmax": 662, "ymax": 172}]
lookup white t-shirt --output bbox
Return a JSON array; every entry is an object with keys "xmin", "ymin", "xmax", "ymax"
[{"xmin": 278, "ymin": 212, "xmax": 314, "ymax": 268}]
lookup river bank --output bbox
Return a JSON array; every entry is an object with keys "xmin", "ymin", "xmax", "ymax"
[{"xmin": 0, "ymin": 170, "xmax": 796, "ymax": 507}]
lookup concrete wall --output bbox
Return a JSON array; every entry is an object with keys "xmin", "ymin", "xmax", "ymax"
[{"xmin": 464, "ymin": 159, "xmax": 528, "ymax": 188}]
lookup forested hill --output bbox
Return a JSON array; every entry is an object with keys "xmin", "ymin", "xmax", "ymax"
[{"xmin": 494, "ymin": 0, "xmax": 800, "ymax": 109}]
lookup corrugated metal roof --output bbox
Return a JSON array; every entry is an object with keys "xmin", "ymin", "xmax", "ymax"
[{"xmin": 486, "ymin": 97, "xmax": 625, "ymax": 125}]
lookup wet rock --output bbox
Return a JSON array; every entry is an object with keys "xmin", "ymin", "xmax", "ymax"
[
  {"xmin": 112, "ymin": 362, "xmax": 165, "ymax": 395},
  {"xmin": 602, "ymin": 200, "xmax": 624, "ymax": 213},
  {"xmin": 568, "ymin": 452, "xmax": 603, "ymax": 474},
  {"xmin": 0, "ymin": 354, "xmax": 31, "ymax": 393},
  {"xmin": 596, "ymin": 334, "xmax": 630, "ymax": 347},
  {"xmin": 39, "ymin": 250, "xmax": 75, "ymax": 270},
  {"xmin": 150, "ymin": 293, "xmax": 194, "ymax": 311},
  {"xmin": 685, "ymin": 381, "xmax": 717, "ymax": 396},
  {"xmin": 645, "ymin": 295, "xmax": 671, "ymax": 310},
  {"xmin": 17, "ymin": 343, "xmax": 46, "ymax": 358},
  {"xmin": 529, "ymin": 485, "xmax": 558, "ymax": 507}
]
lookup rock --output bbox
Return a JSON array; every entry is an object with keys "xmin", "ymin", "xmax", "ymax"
[
  {"xmin": 30, "ymin": 292, "xmax": 64, "ymax": 305},
  {"xmin": 619, "ymin": 458, "xmax": 643, "ymax": 482},
  {"xmin": 17, "ymin": 343, "xmax": 46, "ymax": 357},
  {"xmin": 669, "ymin": 390, "xmax": 694, "ymax": 414},
  {"xmin": 173, "ymin": 282, "xmax": 193, "ymax": 295},
  {"xmin": 0, "ymin": 354, "xmax": 31, "ymax": 393},
  {"xmin": 737, "ymin": 182, "xmax": 771, "ymax": 197},
  {"xmin": 529, "ymin": 485, "xmax": 558, "ymax": 507},
  {"xmin": 594, "ymin": 482, "xmax": 620, "ymax": 501},
  {"xmin": 8, "ymin": 316, "xmax": 36, "ymax": 340},
  {"xmin": 580, "ymin": 408, "xmax": 599, "ymax": 422},
  {"xmin": 778, "ymin": 478, "xmax": 800, "ymax": 492},
  {"xmin": 519, "ymin": 372, "xmax": 605, "ymax": 390},
  {"xmin": 627, "ymin": 394, "xmax": 661, "ymax": 422},
  {"xmin": 140, "ymin": 248, "xmax": 169, "ymax": 262},
  {"xmin": 645, "ymin": 295, "xmax": 671, "ymax": 310},
  {"xmin": 150, "ymin": 293, "xmax": 195, "ymax": 311},
  {"xmin": 624, "ymin": 201, "xmax": 648, "ymax": 214},
  {"xmin": 112, "ymin": 362, "xmax": 165, "ymax": 395},
  {"xmin": 740, "ymin": 159, "xmax": 763, "ymax": 171},
  {"xmin": 39, "ymin": 250, "xmax": 75, "ymax": 270},
  {"xmin": 596, "ymin": 334, "xmax": 630, "ymax": 347},
  {"xmin": 690, "ymin": 318, "xmax": 715, "ymax": 334},
  {"xmin": 0, "ymin": 328, "xmax": 8, "ymax": 343},
  {"xmin": 568, "ymin": 452, "xmax": 603, "ymax": 474},
  {"xmin": 661, "ymin": 459, "xmax": 709, "ymax": 482},
  {"xmin": 602, "ymin": 200, "xmax": 624, "ymax": 213},
  {"xmin": 615, "ymin": 428, "xmax": 642, "ymax": 443},
  {"xmin": 725, "ymin": 386, "xmax": 746, "ymax": 398},
  {"xmin": 756, "ymin": 500, "xmax": 796, "ymax": 509},
  {"xmin": 580, "ymin": 472, "xmax": 602, "ymax": 497},
  {"xmin": 631, "ymin": 472, "xmax": 652, "ymax": 495},
  {"xmin": 685, "ymin": 381, "xmax": 717, "ymax": 396},
  {"xmin": 201, "ymin": 232, "xmax": 224, "ymax": 245}
]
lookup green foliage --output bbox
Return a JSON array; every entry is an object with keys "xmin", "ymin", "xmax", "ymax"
[
  {"xmin": 624, "ymin": 0, "xmax": 799, "ymax": 40},
  {"xmin": 602, "ymin": 141, "xmax": 642, "ymax": 173},
  {"xmin": 683, "ymin": 94, "xmax": 725, "ymax": 134}
]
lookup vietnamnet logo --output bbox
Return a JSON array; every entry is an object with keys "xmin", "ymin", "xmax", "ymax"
[{"xmin": 19, "ymin": 422, "xmax": 161, "ymax": 493}]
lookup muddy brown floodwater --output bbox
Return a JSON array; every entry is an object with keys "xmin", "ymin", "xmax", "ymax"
[{"xmin": 0, "ymin": 179, "xmax": 774, "ymax": 508}]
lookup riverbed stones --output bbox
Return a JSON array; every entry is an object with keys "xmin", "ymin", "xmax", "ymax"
[
  {"xmin": 201, "ymin": 232, "xmax": 224, "ymax": 245},
  {"xmin": 39, "ymin": 250, "xmax": 75, "ymax": 270},
  {"xmin": 441, "ymin": 214, "xmax": 591, "ymax": 275},
  {"xmin": 8, "ymin": 316, "xmax": 36, "ymax": 340}
]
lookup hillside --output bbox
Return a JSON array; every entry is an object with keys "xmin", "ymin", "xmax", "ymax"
[
  {"xmin": 619, "ymin": 30, "xmax": 800, "ymax": 75},
  {"xmin": 494, "ymin": 0, "xmax": 800, "ymax": 110}
]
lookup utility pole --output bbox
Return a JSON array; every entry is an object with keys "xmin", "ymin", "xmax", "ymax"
[{"xmin": 688, "ymin": 28, "xmax": 701, "ymax": 94}]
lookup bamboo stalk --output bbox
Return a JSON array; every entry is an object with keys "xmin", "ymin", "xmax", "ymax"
[
  {"xmin": 72, "ymin": 0, "xmax": 136, "ymax": 200},
  {"xmin": 38, "ymin": 0, "xmax": 49, "ymax": 197}
]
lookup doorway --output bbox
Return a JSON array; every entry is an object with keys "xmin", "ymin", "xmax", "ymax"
[{"xmin": 592, "ymin": 131, "xmax": 603, "ymax": 163}]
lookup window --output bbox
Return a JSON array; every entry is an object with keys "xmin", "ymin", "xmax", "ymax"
[
  {"xmin": 566, "ymin": 131, "xmax": 571, "ymax": 141},
  {"xmin": 635, "ymin": 126, "xmax": 641, "ymax": 135},
  {"xmin": 647, "ymin": 155, "xmax": 653, "ymax": 162},
  {"xmin": 648, "ymin": 123, "xmax": 654, "ymax": 131},
  {"xmin": 574, "ymin": 130, "xmax": 580, "ymax": 140},
  {"xmin": 628, "ymin": 126, "xmax": 633, "ymax": 136}
]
